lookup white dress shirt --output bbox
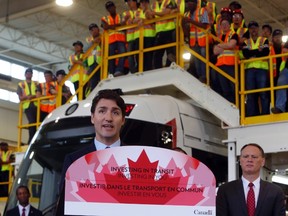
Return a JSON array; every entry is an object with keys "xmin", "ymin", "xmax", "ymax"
[
  {"xmin": 18, "ymin": 204, "xmax": 30, "ymax": 216},
  {"xmin": 94, "ymin": 138, "xmax": 121, "ymax": 150}
]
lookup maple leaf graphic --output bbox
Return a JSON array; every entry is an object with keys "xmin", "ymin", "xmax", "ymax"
[{"xmin": 74, "ymin": 149, "xmax": 210, "ymax": 205}]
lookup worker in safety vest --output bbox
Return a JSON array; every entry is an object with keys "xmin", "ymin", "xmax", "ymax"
[
  {"xmin": 17, "ymin": 68, "xmax": 38, "ymax": 144},
  {"xmin": 242, "ymin": 21, "xmax": 270, "ymax": 117},
  {"xmin": 0, "ymin": 142, "xmax": 12, "ymax": 197},
  {"xmin": 213, "ymin": 7, "xmax": 232, "ymax": 38},
  {"xmin": 213, "ymin": 18, "xmax": 238, "ymax": 103},
  {"xmin": 69, "ymin": 40, "xmax": 88, "ymax": 100},
  {"xmin": 231, "ymin": 9, "xmax": 248, "ymax": 45},
  {"xmin": 261, "ymin": 24, "xmax": 272, "ymax": 44},
  {"xmin": 138, "ymin": 0, "xmax": 156, "ymax": 71},
  {"xmin": 55, "ymin": 69, "xmax": 72, "ymax": 105},
  {"xmin": 201, "ymin": 0, "xmax": 217, "ymax": 25},
  {"xmin": 86, "ymin": 23, "xmax": 102, "ymax": 93},
  {"xmin": 182, "ymin": 0, "xmax": 209, "ymax": 83},
  {"xmin": 270, "ymin": 29, "xmax": 284, "ymax": 85},
  {"xmin": 123, "ymin": 0, "xmax": 141, "ymax": 74},
  {"xmin": 271, "ymin": 33, "xmax": 288, "ymax": 114},
  {"xmin": 101, "ymin": 1, "xmax": 126, "ymax": 77},
  {"xmin": 149, "ymin": 0, "xmax": 177, "ymax": 69},
  {"xmin": 36, "ymin": 70, "xmax": 58, "ymax": 121},
  {"xmin": 228, "ymin": 1, "xmax": 245, "ymax": 28}
]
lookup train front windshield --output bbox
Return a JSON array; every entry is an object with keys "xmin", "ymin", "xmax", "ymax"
[{"xmin": 4, "ymin": 116, "xmax": 173, "ymax": 215}]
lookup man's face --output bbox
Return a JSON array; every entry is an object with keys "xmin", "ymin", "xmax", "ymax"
[
  {"xmin": 249, "ymin": 26, "xmax": 259, "ymax": 37},
  {"xmin": 127, "ymin": 0, "xmax": 136, "ymax": 9},
  {"xmin": 25, "ymin": 72, "xmax": 33, "ymax": 80},
  {"xmin": 107, "ymin": 5, "xmax": 116, "ymax": 14},
  {"xmin": 16, "ymin": 188, "xmax": 30, "ymax": 206},
  {"xmin": 262, "ymin": 27, "xmax": 271, "ymax": 39},
  {"xmin": 44, "ymin": 73, "xmax": 53, "ymax": 82},
  {"xmin": 91, "ymin": 98, "xmax": 125, "ymax": 145},
  {"xmin": 57, "ymin": 74, "xmax": 64, "ymax": 83},
  {"xmin": 220, "ymin": 20, "xmax": 230, "ymax": 32},
  {"xmin": 240, "ymin": 145, "xmax": 265, "ymax": 177},
  {"xmin": 186, "ymin": 1, "xmax": 197, "ymax": 11},
  {"xmin": 74, "ymin": 44, "xmax": 82, "ymax": 53},
  {"xmin": 90, "ymin": 27, "xmax": 100, "ymax": 38},
  {"xmin": 232, "ymin": 13, "xmax": 242, "ymax": 25},
  {"xmin": 273, "ymin": 35, "xmax": 283, "ymax": 45}
]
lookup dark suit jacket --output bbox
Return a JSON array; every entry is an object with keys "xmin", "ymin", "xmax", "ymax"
[
  {"xmin": 56, "ymin": 141, "xmax": 125, "ymax": 216},
  {"xmin": 6, "ymin": 205, "xmax": 43, "ymax": 216},
  {"xmin": 216, "ymin": 179, "xmax": 286, "ymax": 216}
]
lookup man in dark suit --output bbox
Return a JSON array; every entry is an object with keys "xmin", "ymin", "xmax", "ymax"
[
  {"xmin": 6, "ymin": 185, "xmax": 43, "ymax": 216},
  {"xmin": 56, "ymin": 89, "xmax": 126, "ymax": 215},
  {"xmin": 216, "ymin": 143, "xmax": 286, "ymax": 216}
]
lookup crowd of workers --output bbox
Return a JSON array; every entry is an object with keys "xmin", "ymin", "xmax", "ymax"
[
  {"xmin": 16, "ymin": 0, "xmax": 288, "ymax": 144},
  {"xmin": 68, "ymin": 0, "xmax": 288, "ymax": 117}
]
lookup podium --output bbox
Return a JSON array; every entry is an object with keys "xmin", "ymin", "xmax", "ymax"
[{"xmin": 65, "ymin": 146, "xmax": 216, "ymax": 216}]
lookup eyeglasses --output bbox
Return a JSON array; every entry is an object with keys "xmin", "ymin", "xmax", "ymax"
[{"xmin": 233, "ymin": 14, "xmax": 242, "ymax": 18}]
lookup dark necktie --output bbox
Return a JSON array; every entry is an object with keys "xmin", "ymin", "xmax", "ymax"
[
  {"xmin": 247, "ymin": 182, "xmax": 255, "ymax": 216},
  {"xmin": 22, "ymin": 208, "xmax": 26, "ymax": 216}
]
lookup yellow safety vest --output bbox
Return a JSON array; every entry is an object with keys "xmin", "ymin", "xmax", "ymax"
[
  {"xmin": 86, "ymin": 36, "xmax": 102, "ymax": 66},
  {"xmin": 69, "ymin": 53, "xmax": 88, "ymax": 82},
  {"xmin": 1, "ymin": 150, "xmax": 12, "ymax": 171},
  {"xmin": 244, "ymin": 37, "xmax": 269, "ymax": 70},
  {"xmin": 138, "ymin": 10, "xmax": 156, "ymax": 38},
  {"xmin": 18, "ymin": 81, "xmax": 38, "ymax": 109},
  {"xmin": 152, "ymin": 0, "xmax": 176, "ymax": 33}
]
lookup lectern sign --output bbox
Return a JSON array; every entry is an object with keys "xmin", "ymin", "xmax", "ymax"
[{"xmin": 65, "ymin": 146, "xmax": 216, "ymax": 215}]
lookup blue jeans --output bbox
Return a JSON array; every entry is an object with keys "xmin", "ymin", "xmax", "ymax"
[
  {"xmin": 191, "ymin": 45, "xmax": 206, "ymax": 82},
  {"xmin": 275, "ymin": 68, "xmax": 288, "ymax": 112},
  {"xmin": 245, "ymin": 68, "xmax": 269, "ymax": 116},
  {"xmin": 108, "ymin": 41, "xmax": 126, "ymax": 75}
]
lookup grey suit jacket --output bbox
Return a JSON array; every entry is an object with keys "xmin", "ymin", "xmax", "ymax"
[{"xmin": 216, "ymin": 179, "xmax": 286, "ymax": 216}]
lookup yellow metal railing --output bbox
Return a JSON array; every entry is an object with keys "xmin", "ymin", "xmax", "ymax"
[
  {"xmin": 0, "ymin": 165, "xmax": 14, "ymax": 201},
  {"xmin": 17, "ymin": 12, "xmax": 288, "ymax": 150},
  {"xmin": 239, "ymin": 52, "xmax": 288, "ymax": 125}
]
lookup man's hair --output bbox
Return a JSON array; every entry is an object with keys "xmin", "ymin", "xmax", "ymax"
[
  {"xmin": 240, "ymin": 143, "xmax": 265, "ymax": 157},
  {"xmin": 44, "ymin": 70, "xmax": 53, "ymax": 76},
  {"xmin": 0, "ymin": 142, "xmax": 8, "ymax": 147},
  {"xmin": 90, "ymin": 89, "xmax": 126, "ymax": 116},
  {"xmin": 16, "ymin": 185, "xmax": 30, "ymax": 195}
]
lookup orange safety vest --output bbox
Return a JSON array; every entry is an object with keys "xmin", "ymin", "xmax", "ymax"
[
  {"xmin": 101, "ymin": 14, "xmax": 126, "ymax": 44},
  {"xmin": 39, "ymin": 81, "xmax": 58, "ymax": 113},
  {"xmin": 185, "ymin": 7, "xmax": 208, "ymax": 47},
  {"xmin": 270, "ymin": 45, "xmax": 285, "ymax": 77},
  {"xmin": 216, "ymin": 31, "xmax": 237, "ymax": 66}
]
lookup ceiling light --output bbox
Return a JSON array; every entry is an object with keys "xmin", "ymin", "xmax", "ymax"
[
  {"xmin": 272, "ymin": 175, "xmax": 288, "ymax": 185},
  {"xmin": 56, "ymin": 0, "xmax": 73, "ymax": 7}
]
